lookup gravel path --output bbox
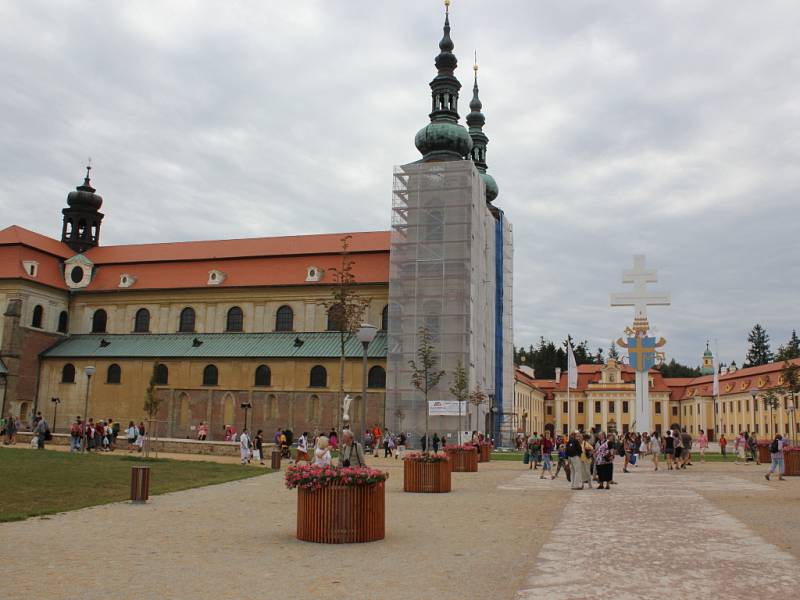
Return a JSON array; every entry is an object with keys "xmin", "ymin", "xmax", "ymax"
[{"xmin": 1, "ymin": 456, "xmax": 567, "ymax": 599}]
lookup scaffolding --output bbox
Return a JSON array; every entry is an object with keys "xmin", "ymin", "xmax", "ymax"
[{"xmin": 386, "ymin": 160, "xmax": 497, "ymax": 445}]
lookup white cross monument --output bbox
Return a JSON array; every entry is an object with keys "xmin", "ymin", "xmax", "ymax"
[{"xmin": 610, "ymin": 255, "xmax": 670, "ymax": 432}]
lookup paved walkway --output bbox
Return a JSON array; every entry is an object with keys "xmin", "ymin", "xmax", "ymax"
[{"xmin": 509, "ymin": 467, "xmax": 797, "ymax": 598}]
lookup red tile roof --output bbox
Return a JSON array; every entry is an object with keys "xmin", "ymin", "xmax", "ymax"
[{"xmin": 0, "ymin": 225, "xmax": 73, "ymax": 258}]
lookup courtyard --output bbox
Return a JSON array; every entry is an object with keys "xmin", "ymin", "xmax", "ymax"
[{"xmin": 1, "ymin": 449, "xmax": 798, "ymax": 598}]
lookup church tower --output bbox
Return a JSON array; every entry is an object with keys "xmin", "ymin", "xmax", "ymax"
[
  {"xmin": 61, "ymin": 164, "xmax": 104, "ymax": 253},
  {"xmin": 414, "ymin": 0, "xmax": 473, "ymax": 162},
  {"xmin": 700, "ymin": 342, "xmax": 714, "ymax": 375},
  {"xmin": 466, "ymin": 60, "xmax": 499, "ymax": 203}
]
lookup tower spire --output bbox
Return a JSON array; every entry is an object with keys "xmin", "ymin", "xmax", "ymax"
[
  {"xmin": 413, "ymin": 0, "xmax": 472, "ymax": 162},
  {"xmin": 61, "ymin": 163, "xmax": 104, "ymax": 253},
  {"xmin": 466, "ymin": 53, "xmax": 498, "ymax": 203}
]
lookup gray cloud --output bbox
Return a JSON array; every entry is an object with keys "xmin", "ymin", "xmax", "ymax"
[{"xmin": 1, "ymin": 0, "xmax": 798, "ymax": 367}]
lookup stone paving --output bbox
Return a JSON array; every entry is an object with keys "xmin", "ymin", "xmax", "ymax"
[{"xmin": 512, "ymin": 467, "xmax": 798, "ymax": 599}]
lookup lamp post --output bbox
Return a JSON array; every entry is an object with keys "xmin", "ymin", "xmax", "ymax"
[
  {"xmin": 356, "ymin": 323, "xmax": 378, "ymax": 442},
  {"xmin": 240, "ymin": 401, "xmax": 252, "ymax": 432},
  {"xmin": 751, "ymin": 390, "xmax": 759, "ymax": 438},
  {"xmin": 787, "ymin": 396, "xmax": 796, "ymax": 447},
  {"xmin": 51, "ymin": 397, "xmax": 60, "ymax": 433},
  {"xmin": 82, "ymin": 366, "xmax": 95, "ymax": 452}
]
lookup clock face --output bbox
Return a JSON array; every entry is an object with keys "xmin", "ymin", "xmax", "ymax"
[{"xmin": 70, "ymin": 265, "xmax": 84, "ymax": 284}]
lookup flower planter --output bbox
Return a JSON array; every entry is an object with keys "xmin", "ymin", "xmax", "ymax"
[
  {"xmin": 296, "ymin": 483, "xmax": 385, "ymax": 543},
  {"xmin": 784, "ymin": 448, "xmax": 800, "ymax": 476},
  {"xmin": 446, "ymin": 447, "xmax": 478, "ymax": 472},
  {"xmin": 479, "ymin": 443, "xmax": 491, "ymax": 463},
  {"xmin": 403, "ymin": 458, "xmax": 451, "ymax": 493}
]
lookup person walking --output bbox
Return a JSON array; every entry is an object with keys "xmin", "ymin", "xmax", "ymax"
[
  {"xmin": 594, "ymin": 432, "xmax": 614, "ymax": 490},
  {"xmin": 4, "ymin": 413, "xmax": 16, "ymax": 445},
  {"xmin": 135, "ymin": 421, "xmax": 146, "ymax": 453},
  {"xmin": 680, "ymin": 427, "xmax": 693, "ymax": 468},
  {"xmin": 748, "ymin": 433, "xmax": 759, "ymax": 465},
  {"xmin": 126, "ymin": 421, "xmax": 137, "ymax": 452},
  {"xmin": 765, "ymin": 434, "xmax": 788, "ymax": 481},
  {"xmin": 69, "ymin": 417, "xmax": 83, "ymax": 452},
  {"xmin": 566, "ymin": 432, "xmax": 584, "ymax": 490},
  {"xmin": 540, "ymin": 430, "xmax": 554, "ymax": 479},
  {"xmin": 338, "ymin": 430, "xmax": 367, "ymax": 468},
  {"xmin": 673, "ymin": 428, "xmax": 684, "ymax": 469},
  {"xmin": 397, "ymin": 431, "xmax": 407, "ymax": 459},
  {"xmin": 254, "ymin": 429, "xmax": 264, "ymax": 465},
  {"xmin": 623, "ymin": 433, "xmax": 634, "ymax": 473},
  {"xmin": 697, "ymin": 429, "xmax": 709, "ymax": 463},
  {"xmin": 296, "ymin": 432, "xmax": 310, "ymax": 464},
  {"xmin": 552, "ymin": 442, "xmax": 570, "ymax": 481},
  {"xmin": 34, "ymin": 416, "xmax": 49, "ymax": 449},
  {"xmin": 580, "ymin": 433, "xmax": 593, "ymax": 488},
  {"xmin": 734, "ymin": 432, "xmax": 746, "ymax": 464},
  {"xmin": 432, "ymin": 432, "xmax": 440, "ymax": 453},
  {"xmin": 664, "ymin": 430, "xmax": 675, "ymax": 470},
  {"xmin": 239, "ymin": 428, "xmax": 251, "ymax": 464},
  {"xmin": 650, "ymin": 431, "xmax": 661, "ymax": 471},
  {"xmin": 719, "ymin": 433, "xmax": 728, "ymax": 458}
]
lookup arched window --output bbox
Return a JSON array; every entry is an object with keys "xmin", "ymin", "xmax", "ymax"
[
  {"xmin": 31, "ymin": 304, "xmax": 44, "ymax": 328},
  {"xmin": 327, "ymin": 304, "xmax": 344, "ymax": 331},
  {"xmin": 107, "ymin": 364, "xmax": 121, "ymax": 384},
  {"xmin": 381, "ymin": 305, "xmax": 389, "ymax": 331},
  {"xmin": 134, "ymin": 308, "xmax": 150, "ymax": 333},
  {"xmin": 61, "ymin": 363, "xmax": 76, "ymax": 383},
  {"xmin": 275, "ymin": 305, "xmax": 294, "ymax": 331},
  {"xmin": 91, "ymin": 309, "xmax": 107, "ymax": 333},
  {"xmin": 309, "ymin": 394, "xmax": 321, "ymax": 423},
  {"xmin": 368, "ymin": 365, "xmax": 386, "ymax": 388},
  {"xmin": 179, "ymin": 307, "xmax": 196, "ymax": 332},
  {"xmin": 202, "ymin": 364, "xmax": 218, "ymax": 386},
  {"xmin": 57, "ymin": 311, "xmax": 69, "ymax": 333},
  {"xmin": 226, "ymin": 306, "xmax": 243, "ymax": 332},
  {"xmin": 309, "ymin": 365, "xmax": 327, "ymax": 388},
  {"xmin": 155, "ymin": 363, "xmax": 169, "ymax": 385},
  {"xmin": 254, "ymin": 365, "xmax": 271, "ymax": 387}
]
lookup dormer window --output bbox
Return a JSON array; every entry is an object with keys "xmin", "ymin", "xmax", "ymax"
[
  {"xmin": 64, "ymin": 254, "xmax": 93, "ymax": 289},
  {"xmin": 119, "ymin": 274, "xmax": 137, "ymax": 288},
  {"xmin": 22, "ymin": 261, "xmax": 39, "ymax": 277},
  {"xmin": 306, "ymin": 266, "xmax": 324, "ymax": 282},
  {"xmin": 207, "ymin": 269, "xmax": 226, "ymax": 285}
]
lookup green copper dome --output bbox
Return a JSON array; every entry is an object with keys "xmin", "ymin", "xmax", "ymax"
[
  {"xmin": 415, "ymin": 122, "xmax": 473, "ymax": 160},
  {"xmin": 481, "ymin": 172, "xmax": 498, "ymax": 202}
]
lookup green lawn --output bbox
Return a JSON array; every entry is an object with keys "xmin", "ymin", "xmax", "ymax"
[{"xmin": 0, "ymin": 448, "xmax": 271, "ymax": 522}]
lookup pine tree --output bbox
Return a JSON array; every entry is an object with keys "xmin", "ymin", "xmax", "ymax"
[
  {"xmin": 655, "ymin": 359, "xmax": 701, "ymax": 378},
  {"xmin": 744, "ymin": 324, "xmax": 774, "ymax": 367},
  {"xmin": 608, "ymin": 341, "xmax": 620, "ymax": 360},
  {"xmin": 776, "ymin": 330, "xmax": 800, "ymax": 361},
  {"xmin": 595, "ymin": 347, "xmax": 605, "ymax": 364}
]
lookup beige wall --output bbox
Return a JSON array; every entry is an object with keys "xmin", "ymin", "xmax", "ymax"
[
  {"xmin": 69, "ymin": 285, "xmax": 389, "ymax": 335},
  {"xmin": 513, "ymin": 379, "xmax": 545, "ymax": 434},
  {"xmin": 0, "ymin": 280, "xmax": 70, "ymax": 339}
]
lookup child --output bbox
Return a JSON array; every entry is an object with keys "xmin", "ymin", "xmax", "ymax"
[{"xmin": 551, "ymin": 443, "xmax": 571, "ymax": 481}]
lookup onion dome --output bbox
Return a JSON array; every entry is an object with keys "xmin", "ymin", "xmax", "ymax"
[
  {"xmin": 466, "ymin": 60, "xmax": 498, "ymax": 203},
  {"xmin": 67, "ymin": 164, "xmax": 103, "ymax": 210},
  {"xmin": 414, "ymin": 1, "xmax": 472, "ymax": 162}
]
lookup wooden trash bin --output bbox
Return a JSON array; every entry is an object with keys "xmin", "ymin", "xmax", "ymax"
[
  {"xmin": 446, "ymin": 447, "xmax": 478, "ymax": 472},
  {"xmin": 271, "ymin": 448, "xmax": 282, "ymax": 470},
  {"xmin": 479, "ymin": 443, "xmax": 491, "ymax": 463},
  {"xmin": 783, "ymin": 448, "xmax": 800, "ymax": 476},
  {"xmin": 131, "ymin": 466, "xmax": 150, "ymax": 503},
  {"xmin": 757, "ymin": 442, "xmax": 771, "ymax": 464},
  {"xmin": 403, "ymin": 458, "xmax": 451, "ymax": 493},
  {"xmin": 296, "ymin": 483, "xmax": 385, "ymax": 543}
]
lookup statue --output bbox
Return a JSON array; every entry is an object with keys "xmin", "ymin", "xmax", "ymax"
[{"xmin": 342, "ymin": 394, "xmax": 353, "ymax": 424}]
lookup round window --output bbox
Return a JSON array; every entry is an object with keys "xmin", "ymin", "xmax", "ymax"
[{"xmin": 70, "ymin": 266, "xmax": 84, "ymax": 284}]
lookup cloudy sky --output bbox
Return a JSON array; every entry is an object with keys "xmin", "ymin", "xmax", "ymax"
[{"xmin": 1, "ymin": 0, "xmax": 798, "ymax": 367}]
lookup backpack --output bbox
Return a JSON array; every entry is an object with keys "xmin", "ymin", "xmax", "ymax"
[{"xmin": 770, "ymin": 439, "xmax": 779, "ymax": 453}]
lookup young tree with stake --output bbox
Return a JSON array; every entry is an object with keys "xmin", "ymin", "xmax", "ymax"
[{"xmin": 409, "ymin": 326, "xmax": 445, "ymax": 452}]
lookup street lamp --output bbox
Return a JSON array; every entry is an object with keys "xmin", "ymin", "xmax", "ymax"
[
  {"xmin": 356, "ymin": 323, "xmax": 378, "ymax": 441},
  {"xmin": 751, "ymin": 389, "xmax": 759, "ymax": 438},
  {"xmin": 50, "ymin": 397, "xmax": 60, "ymax": 433},
  {"xmin": 82, "ymin": 366, "xmax": 95, "ymax": 452},
  {"xmin": 240, "ymin": 401, "xmax": 252, "ymax": 432}
]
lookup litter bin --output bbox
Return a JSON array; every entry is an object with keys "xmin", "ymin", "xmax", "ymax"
[
  {"xmin": 131, "ymin": 466, "xmax": 150, "ymax": 503},
  {"xmin": 271, "ymin": 448, "xmax": 282, "ymax": 470}
]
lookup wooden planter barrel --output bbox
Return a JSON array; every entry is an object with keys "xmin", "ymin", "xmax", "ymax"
[
  {"xmin": 403, "ymin": 459, "xmax": 452, "ymax": 493},
  {"xmin": 446, "ymin": 448, "xmax": 478, "ymax": 472},
  {"xmin": 784, "ymin": 448, "xmax": 800, "ymax": 476},
  {"xmin": 296, "ymin": 483, "xmax": 385, "ymax": 543},
  {"xmin": 757, "ymin": 443, "xmax": 771, "ymax": 464},
  {"xmin": 479, "ymin": 443, "xmax": 491, "ymax": 463}
]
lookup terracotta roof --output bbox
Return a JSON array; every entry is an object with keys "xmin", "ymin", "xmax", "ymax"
[
  {"xmin": 83, "ymin": 252, "xmax": 389, "ymax": 291},
  {"xmin": 0, "ymin": 225, "xmax": 72, "ymax": 258},
  {"xmin": 669, "ymin": 358, "xmax": 800, "ymax": 400},
  {"xmin": 0, "ymin": 245, "xmax": 68, "ymax": 290},
  {"xmin": 85, "ymin": 231, "xmax": 391, "ymax": 265}
]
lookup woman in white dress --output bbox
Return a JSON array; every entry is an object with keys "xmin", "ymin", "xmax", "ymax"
[
  {"xmin": 649, "ymin": 431, "xmax": 661, "ymax": 471},
  {"xmin": 313, "ymin": 435, "xmax": 331, "ymax": 467},
  {"xmin": 239, "ymin": 428, "xmax": 251, "ymax": 465}
]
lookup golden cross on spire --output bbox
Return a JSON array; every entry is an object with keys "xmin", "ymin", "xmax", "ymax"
[
  {"xmin": 444, "ymin": 0, "xmax": 450, "ymax": 13},
  {"xmin": 85, "ymin": 157, "xmax": 92, "ymax": 180},
  {"xmin": 473, "ymin": 50, "xmax": 478, "ymax": 73}
]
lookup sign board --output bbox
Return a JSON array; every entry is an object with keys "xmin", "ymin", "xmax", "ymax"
[{"xmin": 428, "ymin": 400, "xmax": 467, "ymax": 416}]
